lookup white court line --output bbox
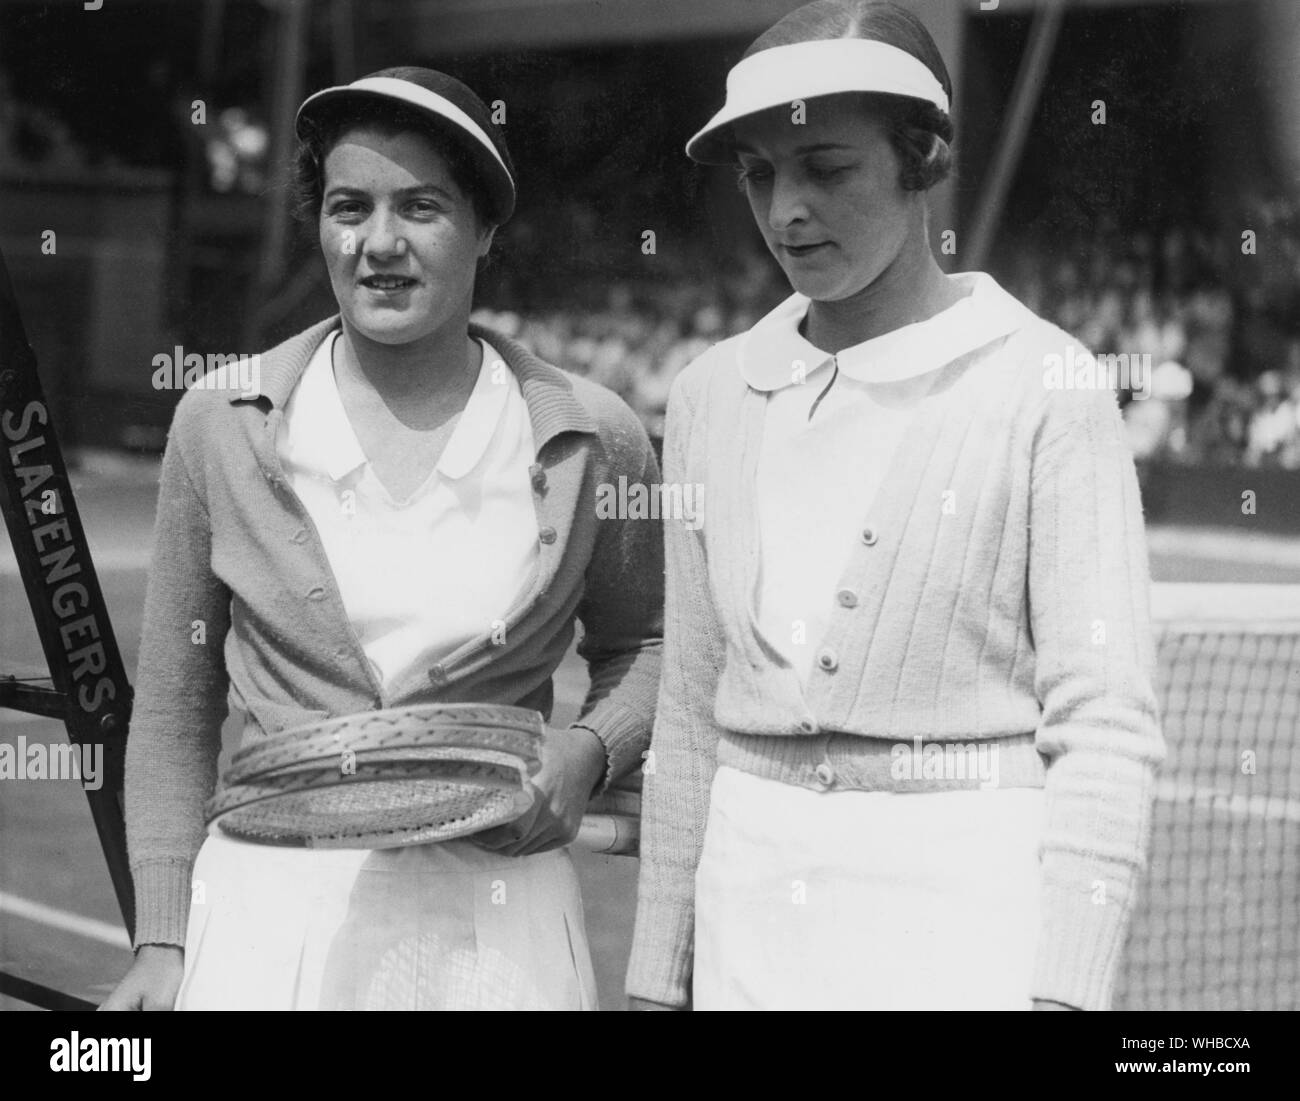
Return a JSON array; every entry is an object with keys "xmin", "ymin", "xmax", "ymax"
[
  {"xmin": 1155, "ymin": 779, "xmax": 1300, "ymax": 824},
  {"xmin": 0, "ymin": 546, "xmax": 148, "ymax": 576},
  {"xmin": 1146, "ymin": 526, "xmax": 1300, "ymax": 569},
  {"xmin": 0, "ymin": 890, "xmax": 131, "ymax": 949}
]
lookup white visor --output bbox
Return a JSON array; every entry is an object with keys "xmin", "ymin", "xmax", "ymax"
[
  {"xmin": 297, "ymin": 76, "xmax": 510, "ymax": 182},
  {"xmin": 686, "ymin": 39, "xmax": 950, "ymax": 164}
]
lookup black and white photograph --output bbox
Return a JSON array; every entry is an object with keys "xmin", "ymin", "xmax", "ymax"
[{"xmin": 0, "ymin": 0, "xmax": 1296, "ymax": 1049}]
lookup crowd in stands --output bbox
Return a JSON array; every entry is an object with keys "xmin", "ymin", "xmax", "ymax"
[
  {"xmin": 7, "ymin": 54, "xmax": 1298, "ymax": 470},
  {"xmin": 474, "ymin": 237, "xmax": 790, "ymax": 441},
  {"xmin": 475, "ymin": 217, "xmax": 1300, "ymax": 469}
]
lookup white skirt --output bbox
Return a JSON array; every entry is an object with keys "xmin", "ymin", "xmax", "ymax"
[
  {"xmin": 176, "ymin": 833, "xmax": 598, "ymax": 1010},
  {"xmin": 694, "ymin": 766, "xmax": 1045, "ymax": 1010}
]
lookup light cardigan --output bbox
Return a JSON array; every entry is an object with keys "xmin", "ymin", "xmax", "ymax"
[
  {"xmin": 125, "ymin": 316, "xmax": 664, "ymax": 948},
  {"xmin": 626, "ymin": 275, "xmax": 1166, "ymax": 1012},
  {"xmin": 754, "ymin": 366, "xmax": 919, "ymax": 683}
]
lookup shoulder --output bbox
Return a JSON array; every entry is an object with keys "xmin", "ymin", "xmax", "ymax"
[
  {"xmin": 476, "ymin": 323, "xmax": 655, "ymax": 468},
  {"xmin": 569, "ymin": 371, "xmax": 654, "ymax": 452},
  {"xmin": 164, "ymin": 370, "xmax": 238, "ymax": 461},
  {"xmin": 666, "ymin": 331, "xmax": 748, "ymax": 416},
  {"xmin": 560, "ymin": 369, "xmax": 662, "ymax": 481},
  {"xmin": 166, "ymin": 317, "xmax": 335, "ymax": 453},
  {"xmin": 1005, "ymin": 313, "xmax": 1089, "ymax": 370},
  {"xmin": 997, "ymin": 310, "xmax": 1128, "ymax": 447}
]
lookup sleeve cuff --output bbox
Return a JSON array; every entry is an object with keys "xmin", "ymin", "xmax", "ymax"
[
  {"xmin": 1031, "ymin": 872, "xmax": 1135, "ymax": 1011},
  {"xmin": 625, "ymin": 894, "xmax": 696, "ymax": 1008},
  {"xmin": 129, "ymin": 858, "xmax": 195, "ymax": 949},
  {"xmin": 570, "ymin": 700, "xmax": 650, "ymax": 794}
]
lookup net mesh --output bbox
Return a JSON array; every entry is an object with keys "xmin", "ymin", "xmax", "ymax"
[{"xmin": 1116, "ymin": 591, "xmax": 1300, "ymax": 1010}]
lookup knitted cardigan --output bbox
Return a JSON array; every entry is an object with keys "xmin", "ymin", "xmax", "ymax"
[
  {"xmin": 626, "ymin": 288, "xmax": 1165, "ymax": 1011},
  {"xmin": 125, "ymin": 316, "xmax": 664, "ymax": 947}
]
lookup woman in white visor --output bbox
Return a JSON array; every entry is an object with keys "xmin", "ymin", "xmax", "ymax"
[{"xmin": 627, "ymin": 0, "xmax": 1164, "ymax": 1011}]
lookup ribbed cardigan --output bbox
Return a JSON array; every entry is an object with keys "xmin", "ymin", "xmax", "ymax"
[
  {"xmin": 626, "ymin": 300, "xmax": 1166, "ymax": 1011},
  {"xmin": 125, "ymin": 316, "xmax": 664, "ymax": 947}
]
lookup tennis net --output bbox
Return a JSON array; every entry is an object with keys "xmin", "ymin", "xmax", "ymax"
[{"xmin": 1115, "ymin": 583, "xmax": 1300, "ymax": 1011}]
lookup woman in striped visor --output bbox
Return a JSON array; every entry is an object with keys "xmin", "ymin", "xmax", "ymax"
[{"xmin": 104, "ymin": 67, "xmax": 662, "ymax": 1011}]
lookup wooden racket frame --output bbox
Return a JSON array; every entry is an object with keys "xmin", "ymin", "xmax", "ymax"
[{"xmin": 207, "ymin": 703, "xmax": 641, "ymax": 854}]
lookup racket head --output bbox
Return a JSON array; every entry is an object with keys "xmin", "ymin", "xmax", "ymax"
[{"xmin": 205, "ymin": 703, "xmax": 544, "ymax": 849}]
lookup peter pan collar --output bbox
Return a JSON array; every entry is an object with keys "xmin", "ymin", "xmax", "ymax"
[{"xmin": 738, "ymin": 272, "xmax": 1032, "ymax": 392}]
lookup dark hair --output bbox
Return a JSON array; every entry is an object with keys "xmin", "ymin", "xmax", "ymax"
[
  {"xmin": 744, "ymin": 0, "xmax": 955, "ymax": 191},
  {"xmin": 291, "ymin": 100, "xmax": 493, "ymax": 227}
]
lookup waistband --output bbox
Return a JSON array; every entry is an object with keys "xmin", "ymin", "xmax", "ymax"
[{"xmin": 716, "ymin": 729, "xmax": 1047, "ymax": 794}]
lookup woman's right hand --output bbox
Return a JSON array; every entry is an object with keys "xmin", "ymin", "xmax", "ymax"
[{"xmin": 99, "ymin": 944, "xmax": 184, "ymax": 1011}]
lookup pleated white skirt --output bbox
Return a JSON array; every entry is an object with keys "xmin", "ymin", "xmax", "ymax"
[
  {"xmin": 693, "ymin": 766, "xmax": 1045, "ymax": 1010},
  {"xmin": 176, "ymin": 833, "xmax": 598, "ymax": 1011}
]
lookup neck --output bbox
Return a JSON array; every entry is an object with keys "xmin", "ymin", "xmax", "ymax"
[
  {"xmin": 803, "ymin": 221, "xmax": 963, "ymax": 353},
  {"xmin": 335, "ymin": 309, "xmax": 479, "ymax": 413}
]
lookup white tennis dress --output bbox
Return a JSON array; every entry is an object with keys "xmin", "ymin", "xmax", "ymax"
[
  {"xmin": 693, "ymin": 280, "xmax": 1046, "ymax": 1010},
  {"xmin": 175, "ymin": 333, "xmax": 598, "ymax": 1010}
]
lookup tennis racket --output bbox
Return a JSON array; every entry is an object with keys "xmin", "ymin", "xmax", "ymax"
[{"xmin": 206, "ymin": 703, "xmax": 642, "ymax": 854}]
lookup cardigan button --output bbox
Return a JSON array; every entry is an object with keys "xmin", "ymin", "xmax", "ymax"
[
  {"xmin": 860, "ymin": 527, "xmax": 878, "ymax": 546},
  {"xmin": 427, "ymin": 664, "xmax": 448, "ymax": 686},
  {"xmin": 836, "ymin": 588, "xmax": 859, "ymax": 609},
  {"xmin": 817, "ymin": 648, "xmax": 839, "ymax": 672},
  {"xmin": 538, "ymin": 526, "xmax": 557, "ymax": 545},
  {"xmin": 306, "ymin": 586, "xmax": 326, "ymax": 601},
  {"xmin": 797, "ymin": 719, "xmax": 817, "ymax": 734},
  {"xmin": 290, "ymin": 529, "xmax": 308, "ymax": 544},
  {"xmin": 814, "ymin": 763, "xmax": 835, "ymax": 787}
]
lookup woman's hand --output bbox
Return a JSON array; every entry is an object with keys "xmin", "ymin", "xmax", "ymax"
[
  {"xmin": 474, "ymin": 726, "xmax": 607, "ymax": 857},
  {"xmin": 99, "ymin": 945, "xmax": 184, "ymax": 1011}
]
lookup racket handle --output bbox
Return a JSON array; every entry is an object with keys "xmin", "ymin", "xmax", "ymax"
[{"xmin": 576, "ymin": 813, "xmax": 639, "ymax": 855}]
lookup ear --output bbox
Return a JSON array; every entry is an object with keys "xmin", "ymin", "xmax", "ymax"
[{"xmin": 476, "ymin": 222, "xmax": 497, "ymax": 258}]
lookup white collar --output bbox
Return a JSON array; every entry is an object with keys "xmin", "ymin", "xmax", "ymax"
[
  {"xmin": 437, "ymin": 340, "xmax": 513, "ymax": 480},
  {"xmin": 738, "ymin": 272, "xmax": 1031, "ymax": 392},
  {"xmin": 283, "ymin": 333, "xmax": 512, "ymax": 483}
]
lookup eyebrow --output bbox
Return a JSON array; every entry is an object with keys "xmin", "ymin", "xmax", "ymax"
[
  {"xmin": 322, "ymin": 183, "xmax": 458, "ymax": 202},
  {"xmin": 734, "ymin": 142, "xmax": 855, "ymax": 157}
]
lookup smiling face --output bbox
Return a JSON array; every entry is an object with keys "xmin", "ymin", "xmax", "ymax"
[
  {"xmin": 733, "ymin": 96, "xmax": 924, "ymax": 303},
  {"xmin": 319, "ymin": 127, "xmax": 494, "ymax": 346}
]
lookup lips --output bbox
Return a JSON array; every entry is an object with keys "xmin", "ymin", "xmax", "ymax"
[
  {"xmin": 782, "ymin": 242, "xmax": 831, "ymax": 258},
  {"xmin": 359, "ymin": 274, "xmax": 418, "ymax": 291}
]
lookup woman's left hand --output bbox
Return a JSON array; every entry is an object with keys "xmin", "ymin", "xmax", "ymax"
[{"xmin": 473, "ymin": 725, "xmax": 606, "ymax": 857}]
